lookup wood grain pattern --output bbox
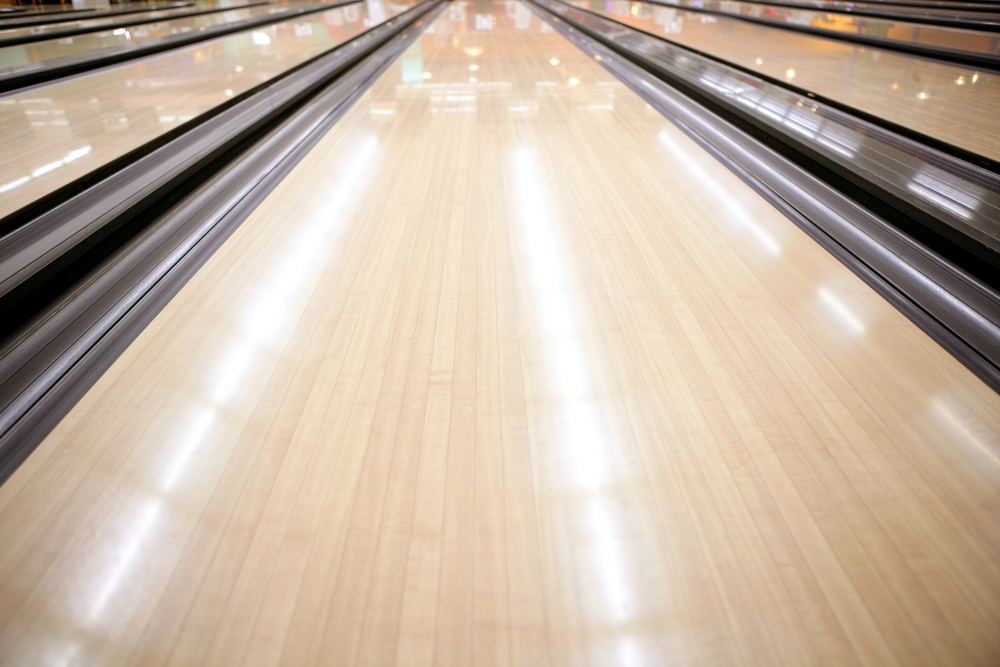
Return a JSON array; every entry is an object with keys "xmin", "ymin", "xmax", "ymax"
[{"xmin": 0, "ymin": 2, "xmax": 997, "ymax": 665}]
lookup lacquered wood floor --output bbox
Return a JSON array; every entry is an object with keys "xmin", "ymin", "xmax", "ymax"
[{"xmin": 0, "ymin": 2, "xmax": 997, "ymax": 666}]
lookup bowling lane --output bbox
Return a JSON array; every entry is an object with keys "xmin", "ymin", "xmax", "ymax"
[
  {"xmin": 0, "ymin": 0, "xmax": 417, "ymax": 222},
  {"xmin": 1, "ymin": 1, "xmax": 996, "ymax": 665},
  {"xmin": 0, "ymin": 2, "xmax": 301, "ymax": 67},
  {"xmin": 562, "ymin": 0, "xmax": 1000, "ymax": 160}
]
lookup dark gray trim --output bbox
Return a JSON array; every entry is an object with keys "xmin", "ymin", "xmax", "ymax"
[
  {"xmin": 0, "ymin": 1, "xmax": 271, "ymax": 48},
  {"xmin": 0, "ymin": 0, "xmax": 443, "ymax": 485},
  {"xmin": 0, "ymin": 0, "xmax": 361, "ymax": 93},
  {"xmin": 529, "ymin": 0, "xmax": 1000, "ymax": 392},
  {"xmin": 0, "ymin": 2, "xmax": 192, "ymax": 29},
  {"xmin": 635, "ymin": 0, "xmax": 1000, "ymax": 67}
]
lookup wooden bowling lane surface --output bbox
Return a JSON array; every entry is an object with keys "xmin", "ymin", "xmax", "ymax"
[
  {"xmin": 566, "ymin": 0, "xmax": 1000, "ymax": 161},
  {"xmin": 0, "ymin": 0, "xmax": 415, "ymax": 222},
  {"xmin": 0, "ymin": 1, "xmax": 998, "ymax": 665}
]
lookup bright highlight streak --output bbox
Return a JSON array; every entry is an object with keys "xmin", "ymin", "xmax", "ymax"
[
  {"xmin": 513, "ymin": 147, "xmax": 634, "ymax": 629},
  {"xmin": 0, "ymin": 176, "xmax": 29, "ymax": 194},
  {"xmin": 89, "ymin": 499, "xmax": 161, "ymax": 621},
  {"xmin": 817, "ymin": 287, "xmax": 865, "ymax": 335},
  {"xmin": 207, "ymin": 136, "xmax": 380, "ymax": 408},
  {"xmin": 161, "ymin": 408, "xmax": 215, "ymax": 489},
  {"xmin": 934, "ymin": 400, "xmax": 1000, "ymax": 467},
  {"xmin": 32, "ymin": 161, "xmax": 63, "ymax": 177},
  {"xmin": 658, "ymin": 130, "xmax": 780, "ymax": 255},
  {"xmin": 210, "ymin": 340, "xmax": 255, "ymax": 404}
]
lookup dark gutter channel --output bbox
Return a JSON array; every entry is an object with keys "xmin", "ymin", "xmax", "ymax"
[
  {"xmin": 0, "ymin": 2, "xmax": 193, "ymax": 29},
  {"xmin": 0, "ymin": 0, "xmax": 444, "ymax": 486},
  {"xmin": 539, "ymin": 0, "xmax": 1000, "ymax": 292},
  {"xmin": 0, "ymin": 0, "xmax": 272, "ymax": 48},
  {"xmin": 0, "ymin": 0, "xmax": 362, "ymax": 94},
  {"xmin": 527, "ymin": 0, "xmax": 1000, "ymax": 392},
  {"xmin": 638, "ymin": 0, "xmax": 1000, "ymax": 64}
]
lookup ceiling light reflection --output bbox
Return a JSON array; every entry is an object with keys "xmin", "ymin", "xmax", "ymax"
[
  {"xmin": 817, "ymin": 287, "xmax": 865, "ymax": 335},
  {"xmin": 0, "ymin": 176, "xmax": 30, "ymax": 194},
  {"xmin": 88, "ymin": 498, "xmax": 161, "ymax": 622},
  {"xmin": 161, "ymin": 407, "xmax": 215, "ymax": 490},
  {"xmin": 658, "ymin": 131, "xmax": 780, "ymax": 255},
  {"xmin": 207, "ymin": 136, "xmax": 379, "ymax": 411},
  {"xmin": 513, "ymin": 147, "xmax": 634, "ymax": 626},
  {"xmin": 934, "ymin": 399, "xmax": 1000, "ymax": 467}
]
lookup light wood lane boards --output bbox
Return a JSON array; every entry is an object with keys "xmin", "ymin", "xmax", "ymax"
[{"xmin": 0, "ymin": 2, "xmax": 994, "ymax": 664}]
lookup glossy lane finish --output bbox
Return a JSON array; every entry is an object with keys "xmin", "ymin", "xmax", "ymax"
[
  {"xmin": 0, "ymin": 0, "xmax": 414, "ymax": 221},
  {"xmin": 1, "ymin": 1, "xmax": 999, "ymax": 665},
  {"xmin": 0, "ymin": 3, "xmax": 290, "ymax": 67},
  {"xmin": 566, "ymin": 0, "xmax": 1000, "ymax": 160}
]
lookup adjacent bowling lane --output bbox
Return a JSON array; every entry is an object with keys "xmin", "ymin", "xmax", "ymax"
[
  {"xmin": 0, "ymin": 1, "xmax": 995, "ymax": 665},
  {"xmin": 640, "ymin": 0, "xmax": 1000, "ymax": 52},
  {"xmin": 0, "ymin": 0, "xmax": 418, "ymax": 222},
  {"xmin": 562, "ymin": 0, "xmax": 1000, "ymax": 160},
  {"xmin": 0, "ymin": 2, "xmax": 193, "ymax": 29},
  {"xmin": 0, "ymin": 2, "xmax": 305, "ymax": 68},
  {"xmin": 0, "ymin": 0, "xmax": 266, "ymax": 46},
  {"xmin": 744, "ymin": 0, "xmax": 1000, "ymax": 26}
]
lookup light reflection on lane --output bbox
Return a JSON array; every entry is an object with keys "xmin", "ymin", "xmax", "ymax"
[
  {"xmin": 658, "ymin": 129, "xmax": 781, "ymax": 256},
  {"xmin": 933, "ymin": 398, "xmax": 1000, "ymax": 468},
  {"xmin": 80, "ymin": 134, "xmax": 379, "ymax": 629},
  {"xmin": 87, "ymin": 497, "xmax": 162, "ymax": 623},
  {"xmin": 513, "ymin": 147, "xmax": 638, "ymax": 650},
  {"xmin": 817, "ymin": 286, "xmax": 866, "ymax": 336}
]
